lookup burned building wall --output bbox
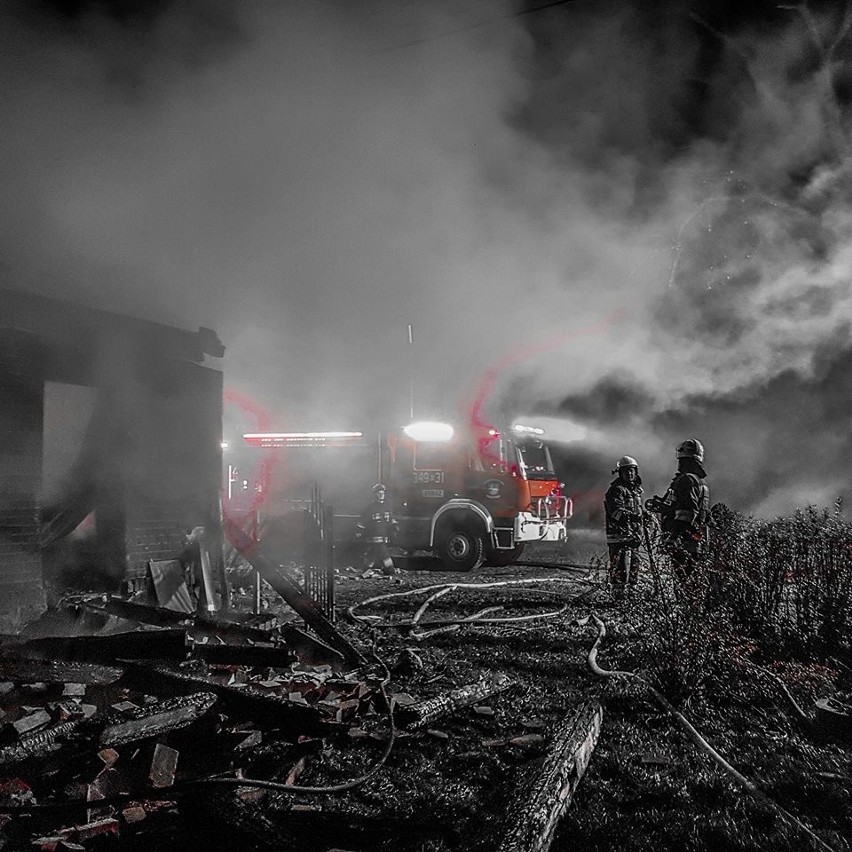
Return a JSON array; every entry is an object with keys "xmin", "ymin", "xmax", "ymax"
[
  {"xmin": 124, "ymin": 358, "xmax": 224, "ymax": 585},
  {"xmin": 0, "ymin": 331, "xmax": 48, "ymax": 625},
  {"xmin": 0, "ymin": 290, "xmax": 225, "ymax": 626}
]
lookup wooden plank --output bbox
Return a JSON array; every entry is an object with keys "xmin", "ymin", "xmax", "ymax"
[
  {"xmin": 497, "ymin": 700, "xmax": 603, "ymax": 852},
  {"xmin": 0, "ymin": 656, "xmax": 124, "ymax": 685},
  {"xmin": 100, "ymin": 692, "xmax": 217, "ymax": 747},
  {"xmin": 397, "ymin": 672, "xmax": 512, "ymax": 729}
]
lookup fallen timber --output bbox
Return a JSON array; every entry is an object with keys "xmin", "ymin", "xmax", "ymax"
[
  {"xmin": 225, "ymin": 520, "xmax": 368, "ymax": 670},
  {"xmin": 0, "ymin": 692, "xmax": 217, "ymax": 766},
  {"xmin": 396, "ymin": 672, "xmax": 513, "ymax": 729},
  {"xmin": 7, "ymin": 628, "xmax": 297, "ymax": 669},
  {"xmin": 497, "ymin": 700, "xmax": 603, "ymax": 852},
  {"xmin": 0, "ymin": 655, "xmax": 124, "ymax": 685},
  {"xmin": 79, "ymin": 598, "xmax": 275, "ymax": 644},
  {"xmin": 100, "ymin": 691, "xmax": 218, "ymax": 746},
  {"xmin": 120, "ymin": 661, "xmax": 330, "ymax": 733},
  {"xmin": 8, "ymin": 629, "xmax": 190, "ymax": 662}
]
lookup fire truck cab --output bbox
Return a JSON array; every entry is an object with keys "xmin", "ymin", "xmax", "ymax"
[{"xmin": 386, "ymin": 421, "xmax": 572, "ymax": 571}]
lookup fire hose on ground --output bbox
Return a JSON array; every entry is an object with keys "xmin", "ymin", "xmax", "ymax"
[{"xmin": 581, "ymin": 613, "xmax": 838, "ymax": 852}]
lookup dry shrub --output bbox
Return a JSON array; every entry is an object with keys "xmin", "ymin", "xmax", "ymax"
[
  {"xmin": 631, "ymin": 560, "xmax": 739, "ymax": 704},
  {"xmin": 631, "ymin": 501, "xmax": 852, "ymax": 704},
  {"xmin": 711, "ymin": 500, "xmax": 852, "ymax": 659}
]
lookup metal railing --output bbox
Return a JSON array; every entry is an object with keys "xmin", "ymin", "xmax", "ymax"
[{"xmin": 301, "ymin": 484, "xmax": 336, "ymax": 622}]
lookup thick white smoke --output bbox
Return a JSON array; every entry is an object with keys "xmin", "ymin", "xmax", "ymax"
[{"xmin": 1, "ymin": 1, "xmax": 850, "ymax": 516}]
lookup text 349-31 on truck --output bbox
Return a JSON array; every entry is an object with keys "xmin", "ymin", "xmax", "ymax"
[{"xmin": 386, "ymin": 421, "xmax": 572, "ymax": 571}]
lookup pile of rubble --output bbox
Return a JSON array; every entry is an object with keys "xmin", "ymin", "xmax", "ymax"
[{"xmin": 0, "ymin": 595, "xmax": 385, "ymax": 850}]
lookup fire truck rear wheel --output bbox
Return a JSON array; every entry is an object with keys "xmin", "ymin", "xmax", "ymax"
[{"xmin": 436, "ymin": 528, "xmax": 485, "ymax": 572}]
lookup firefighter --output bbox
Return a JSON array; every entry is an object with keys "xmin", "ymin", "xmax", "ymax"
[
  {"xmin": 356, "ymin": 483, "xmax": 400, "ymax": 576},
  {"xmin": 652, "ymin": 438, "xmax": 710, "ymax": 582},
  {"xmin": 604, "ymin": 456, "xmax": 644, "ymax": 594}
]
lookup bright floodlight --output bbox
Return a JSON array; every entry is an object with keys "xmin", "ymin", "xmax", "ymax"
[
  {"xmin": 243, "ymin": 431, "xmax": 363, "ymax": 440},
  {"xmin": 512, "ymin": 423, "xmax": 545, "ymax": 436},
  {"xmin": 403, "ymin": 421, "xmax": 454, "ymax": 442}
]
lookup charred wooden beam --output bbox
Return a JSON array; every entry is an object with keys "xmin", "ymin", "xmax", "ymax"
[
  {"xmin": 13, "ymin": 629, "xmax": 189, "ymax": 662},
  {"xmin": 0, "ymin": 693, "xmax": 216, "ymax": 769},
  {"xmin": 121, "ymin": 662, "xmax": 327, "ymax": 733},
  {"xmin": 0, "ymin": 719, "xmax": 84, "ymax": 765},
  {"xmin": 497, "ymin": 700, "xmax": 603, "ymax": 852},
  {"xmin": 396, "ymin": 672, "xmax": 513, "ymax": 729},
  {"xmin": 100, "ymin": 692, "xmax": 217, "ymax": 746},
  {"xmin": 225, "ymin": 522, "xmax": 367, "ymax": 670},
  {"xmin": 0, "ymin": 656, "xmax": 123, "ymax": 685},
  {"xmin": 12, "ymin": 628, "xmax": 295, "ymax": 669},
  {"xmin": 193, "ymin": 612, "xmax": 277, "ymax": 644},
  {"xmin": 80, "ymin": 597, "xmax": 190, "ymax": 627},
  {"xmin": 80, "ymin": 598, "xmax": 274, "ymax": 644}
]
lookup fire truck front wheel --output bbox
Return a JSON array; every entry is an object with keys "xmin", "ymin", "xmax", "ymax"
[
  {"xmin": 435, "ymin": 527, "xmax": 485, "ymax": 572},
  {"xmin": 485, "ymin": 542, "xmax": 525, "ymax": 567}
]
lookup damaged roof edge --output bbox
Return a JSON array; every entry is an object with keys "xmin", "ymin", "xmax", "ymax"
[{"xmin": 0, "ymin": 288, "xmax": 226, "ymax": 363}]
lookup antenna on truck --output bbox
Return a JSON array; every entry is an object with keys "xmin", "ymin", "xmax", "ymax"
[{"xmin": 407, "ymin": 322, "xmax": 415, "ymax": 420}]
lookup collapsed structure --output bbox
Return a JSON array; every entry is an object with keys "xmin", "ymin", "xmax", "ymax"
[{"xmin": 0, "ymin": 288, "xmax": 225, "ymax": 629}]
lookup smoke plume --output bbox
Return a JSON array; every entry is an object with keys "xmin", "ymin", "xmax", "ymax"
[{"xmin": 1, "ymin": 0, "xmax": 850, "ymax": 517}]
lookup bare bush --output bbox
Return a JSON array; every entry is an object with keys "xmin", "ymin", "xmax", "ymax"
[
  {"xmin": 712, "ymin": 501, "xmax": 852, "ymax": 659},
  {"xmin": 628, "ymin": 501, "xmax": 851, "ymax": 703}
]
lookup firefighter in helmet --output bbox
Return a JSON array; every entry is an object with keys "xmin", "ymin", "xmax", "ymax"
[
  {"xmin": 604, "ymin": 456, "xmax": 644, "ymax": 594},
  {"xmin": 651, "ymin": 438, "xmax": 710, "ymax": 581},
  {"xmin": 356, "ymin": 483, "xmax": 400, "ymax": 576}
]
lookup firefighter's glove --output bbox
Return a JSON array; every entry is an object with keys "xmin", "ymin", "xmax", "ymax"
[{"xmin": 645, "ymin": 496, "xmax": 664, "ymax": 513}]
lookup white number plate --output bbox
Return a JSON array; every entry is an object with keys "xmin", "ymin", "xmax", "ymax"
[{"xmin": 413, "ymin": 471, "xmax": 445, "ymax": 484}]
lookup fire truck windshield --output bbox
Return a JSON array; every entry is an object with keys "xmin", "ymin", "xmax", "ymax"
[
  {"xmin": 517, "ymin": 439, "xmax": 555, "ymax": 480},
  {"xmin": 413, "ymin": 442, "xmax": 451, "ymax": 470}
]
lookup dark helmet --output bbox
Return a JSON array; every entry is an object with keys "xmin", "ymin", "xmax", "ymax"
[
  {"xmin": 676, "ymin": 438, "xmax": 705, "ymax": 463},
  {"xmin": 611, "ymin": 455, "xmax": 638, "ymax": 475},
  {"xmin": 372, "ymin": 483, "xmax": 387, "ymax": 494}
]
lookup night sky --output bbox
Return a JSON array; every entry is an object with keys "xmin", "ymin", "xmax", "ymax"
[{"xmin": 2, "ymin": 0, "xmax": 851, "ymax": 520}]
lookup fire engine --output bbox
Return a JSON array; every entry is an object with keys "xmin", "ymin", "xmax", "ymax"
[
  {"xmin": 384, "ymin": 420, "xmax": 572, "ymax": 571},
  {"xmin": 233, "ymin": 420, "xmax": 572, "ymax": 572}
]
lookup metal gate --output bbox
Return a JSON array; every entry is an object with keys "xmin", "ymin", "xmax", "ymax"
[{"xmin": 302, "ymin": 484, "xmax": 336, "ymax": 621}]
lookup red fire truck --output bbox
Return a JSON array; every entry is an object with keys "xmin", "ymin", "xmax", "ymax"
[
  {"xmin": 234, "ymin": 420, "xmax": 572, "ymax": 572},
  {"xmin": 384, "ymin": 420, "xmax": 572, "ymax": 571}
]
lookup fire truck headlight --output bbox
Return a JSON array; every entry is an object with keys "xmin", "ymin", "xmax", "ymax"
[{"xmin": 403, "ymin": 421, "xmax": 454, "ymax": 442}]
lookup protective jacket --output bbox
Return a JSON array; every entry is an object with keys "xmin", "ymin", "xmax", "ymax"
[
  {"xmin": 659, "ymin": 459, "xmax": 710, "ymax": 541},
  {"xmin": 356, "ymin": 500, "xmax": 398, "ymax": 544},
  {"xmin": 604, "ymin": 476, "xmax": 644, "ymax": 546}
]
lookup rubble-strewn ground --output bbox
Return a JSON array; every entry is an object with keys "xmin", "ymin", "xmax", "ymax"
[
  {"xmin": 0, "ymin": 535, "xmax": 849, "ymax": 852},
  {"xmin": 327, "ymin": 556, "xmax": 851, "ymax": 852}
]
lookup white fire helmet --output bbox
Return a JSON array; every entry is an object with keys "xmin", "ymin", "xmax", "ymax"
[
  {"xmin": 676, "ymin": 439, "xmax": 705, "ymax": 463},
  {"xmin": 612, "ymin": 455, "xmax": 638, "ymax": 474}
]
